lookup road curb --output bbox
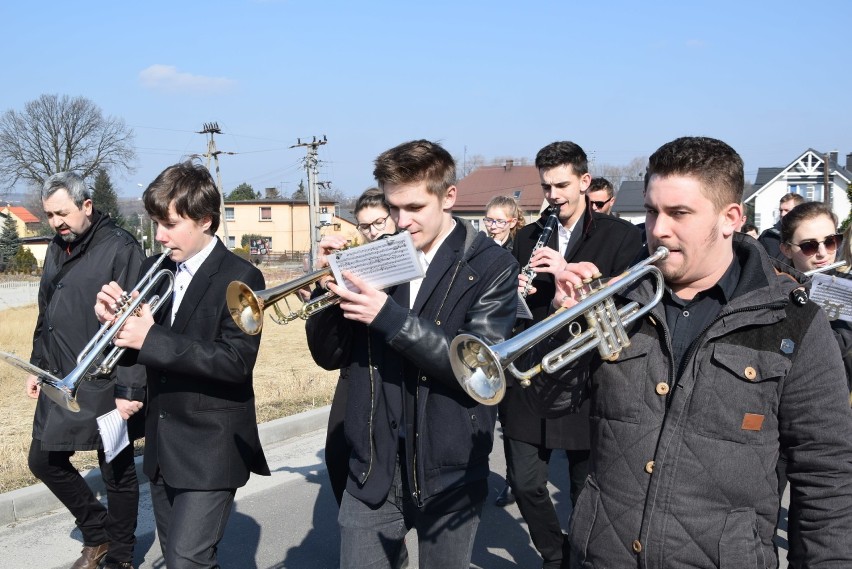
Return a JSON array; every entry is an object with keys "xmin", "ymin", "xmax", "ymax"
[{"xmin": 0, "ymin": 405, "xmax": 331, "ymax": 526}]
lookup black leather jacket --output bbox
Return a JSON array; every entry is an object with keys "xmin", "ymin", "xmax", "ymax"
[{"xmin": 306, "ymin": 218, "xmax": 519, "ymax": 511}]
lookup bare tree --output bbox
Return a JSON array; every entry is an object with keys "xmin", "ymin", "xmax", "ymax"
[
  {"xmin": 0, "ymin": 94, "xmax": 136, "ymax": 190},
  {"xmin": 594, "ymin": 156, "xmax": 648, "ymax": 188}
]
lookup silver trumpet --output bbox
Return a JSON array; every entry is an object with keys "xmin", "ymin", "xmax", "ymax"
[
  {"xmin": 804, "ymin": 260, "xmax": 847, "ymax": 276},
  {"xmin": 0, "ymin": 249, "xmax": 174, "ymax": 412},
  {"xmin": 450, "ymin": 247, "xmax": 669, "ymax": 405}
]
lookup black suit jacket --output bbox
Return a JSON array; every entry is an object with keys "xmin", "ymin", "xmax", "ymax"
[
  {"xmin": 120, "ymin": 239, "xmax": 270, "ymax": 489},
  {"xmin": 500, "ymin": 208, "xmax": 643, "ymax": 449}
]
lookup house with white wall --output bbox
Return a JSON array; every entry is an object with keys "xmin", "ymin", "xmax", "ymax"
[{"xmin": 744, "ymin": 150, "xmax": 851, "ymax": 233}]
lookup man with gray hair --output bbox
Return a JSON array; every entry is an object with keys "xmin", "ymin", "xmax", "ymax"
[{"xmin": 25, "ymin": 172, "xmax": 145, "ymax": 569}]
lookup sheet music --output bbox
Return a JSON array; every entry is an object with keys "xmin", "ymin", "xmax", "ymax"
[
  {"xmin": 97, "ymin": 409, "xmax": 130, "ymax": 463},
  {"xmin": 328, "ymin": 232, "xmax": 424, "ymax": 293},
  {"xmin": 810, "ymin": 273, "xmax": 852, "ymax": 322}
]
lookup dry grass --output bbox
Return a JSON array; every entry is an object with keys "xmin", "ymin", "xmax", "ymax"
[{"xmin": 0, "ymin": 266, "xmax": 338, "ymax": 493}]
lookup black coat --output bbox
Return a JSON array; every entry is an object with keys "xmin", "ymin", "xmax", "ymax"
[
  {"xmin": 117, "ymin": 239, "xmax": 270, "ymax": 490},
  {"xmin": 31, "ymin": 212, "xmax": 145, "ymax": 450},
  {"xmin": 499, "ymin": 209, "xmax": 643, "ymax": 449},
  {"xmin": 306, "ymin": 219, "xmax": 519, "ymax": 511}
]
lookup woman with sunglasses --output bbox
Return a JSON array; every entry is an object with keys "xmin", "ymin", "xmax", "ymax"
[
  {"xmin": 776, "ymin": 202, "xmax": 852, "ymax": 543},
  {"xmin": 779, "ymin": 201, "xmax": 845, "ymax": 274},
  {"xmin": 483, "ymin": 195, "xmax": 526, "ymax": 252}
]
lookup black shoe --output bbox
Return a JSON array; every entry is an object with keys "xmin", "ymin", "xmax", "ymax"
[{"xmin": 495, "ymin": 484, "xmax": 515, "ymax": 507}]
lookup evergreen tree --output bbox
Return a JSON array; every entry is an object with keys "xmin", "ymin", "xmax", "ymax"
[
  {"xmin": 292, "ymin": 180, "xmax": 307, "ymax": 200},
  {"xmin": 228, "ymin": 183, "xmax": 258, "ymax": 201},
  {"xmin": 0, "ymin": 213, "xmax": 21, "ymax": 269},
  {"xmin": 92, "ymin": 169, "xmax": 124, "ymax": 226}
]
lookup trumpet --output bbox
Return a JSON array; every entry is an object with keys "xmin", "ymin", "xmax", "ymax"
[
  {"xmin": 227, "ymin": 268, "xmax": 339, "ymax": 335},
  {"xmin": 804, "ymin": 260, "xmax": 847, "ymax": 276},
  {"xmin": 450, "ymin": 247, "xmax": 669, "ymax": 405},
  {"xmin": 0, "ymin": 249, "xmax": 174, "ymax": 412}
]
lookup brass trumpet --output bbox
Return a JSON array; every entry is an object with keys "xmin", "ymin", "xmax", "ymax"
[
  {"xmin": 450, "ymin": 247, "xmax": 669, "ymax": 405},
  {"xmin": 227, "ymin": 268, "xmax": 340, "ymax": 335},
  {"xmin": 0, "ymin": 249, "xmax": 175, "ymax": 412}
]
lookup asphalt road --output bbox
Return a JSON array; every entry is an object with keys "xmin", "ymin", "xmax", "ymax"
[
  {"xmin": 0, "ymin": 424, "xmax": 570, "ymax": 569},
  {"xmin": 0, "ymin": 419, "xmax": 789, "ymax": 569}
]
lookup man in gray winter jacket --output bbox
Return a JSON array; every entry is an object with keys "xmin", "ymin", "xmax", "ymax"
[{"xmin": 551, "ymin": 137, "xmax": 852, "ymax": 568}]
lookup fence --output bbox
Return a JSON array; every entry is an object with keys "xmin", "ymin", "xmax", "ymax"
[{"xmin": 0, "ymin": 281, "xmax": 39, "ymax": 310}]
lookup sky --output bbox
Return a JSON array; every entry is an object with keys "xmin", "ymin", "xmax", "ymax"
[{"xmin": 2, "ymin": 0, "xmax": 851, "ymax": 199}]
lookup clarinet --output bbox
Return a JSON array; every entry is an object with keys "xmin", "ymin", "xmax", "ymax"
[{"xmin": 519, "ymin": 206, "xmax": 560, "ymax": 297}]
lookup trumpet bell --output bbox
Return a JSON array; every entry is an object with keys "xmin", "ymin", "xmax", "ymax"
[
  {"xmin": 227, "ymin": 280, "xmax": 264, "ymax": 335},
  {"xmin": 0, "ymin": 351, "xmax": 80, "ymax": 412},
  {"xmin": 449, "ymin": 334, "xmax": 506, "ymax": 406}
]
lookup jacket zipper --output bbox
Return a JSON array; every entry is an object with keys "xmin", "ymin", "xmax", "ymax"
[{"xmin": 363, "ymin": 331, "xmax": 376, "ymax": 484}]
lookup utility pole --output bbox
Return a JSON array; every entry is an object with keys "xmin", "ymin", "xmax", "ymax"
[
  {"xmin": 824, "ymin": 152, "xmax": 833, "ymax": 208},
  {"xmin": 291, "ymin": 135, "xmax": 328, "ymax": 270},
  {"xmin": 197, "ymin": 122, "xmax": 235, "ymax": 247}
]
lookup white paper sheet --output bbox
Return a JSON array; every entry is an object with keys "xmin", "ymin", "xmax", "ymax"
[
  {"xmin": 328, "ymin": 231, "xmax": 424, "ymax": 293},
  {"xmin": 809, "ymin": 273, "xmax": 852, "ymax": 322},
  {"xmin": 97, "ymin": 408, "xmax": 130, "ymax": 463}
]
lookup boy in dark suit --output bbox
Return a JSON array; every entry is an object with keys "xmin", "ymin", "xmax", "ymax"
[{"xmin": 97, "ymin": 161, "xmax": 269, "ymax": 569}]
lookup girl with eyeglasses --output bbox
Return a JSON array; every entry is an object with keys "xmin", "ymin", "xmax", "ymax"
[{"xmin": 483, "ymin": 195, "xmax": 526, "ymax": 252}]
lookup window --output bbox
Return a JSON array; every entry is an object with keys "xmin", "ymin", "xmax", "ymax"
[
  {"xmin": 224, "ymin": 207, "xmax": 234, "ymax": 221},
  {"xmin": 513, "ymin": 190, "xmax": 522, "ymax": 200},
  {"xmin": 472, "ymin": 219, "xmax": 480, "ymax": 231},
  {"xmin": 227, "ymin": 236, "xmax": 236, "ymax": 249},
  {"xmin": 259, "ymin": 206, "xmax": 272, "ymax": 221}
]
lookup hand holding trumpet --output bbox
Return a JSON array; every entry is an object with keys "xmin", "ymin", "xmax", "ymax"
[
  {"xmin": 552, "ymin": 261, "xmax": 604, "ymax": 310},
  {"xmin": 95, "ymin": 281, "xmax": 155, "ymax": 351}
]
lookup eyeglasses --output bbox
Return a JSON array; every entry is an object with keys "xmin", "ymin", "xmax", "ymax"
[
  {"xmin": 589, "ymin": 197, "xmax": 613, "ymax": 210},
  {"xmin": 483, "ymin": 218, "xmax": 514, "ymax": 227},
  {"xmin": 356, "ymin": 214, "xmax": 390, "ymax": 233},
  {"xmin": 787, "ymin": 233, "xmax": 843, "ymax": 256}
]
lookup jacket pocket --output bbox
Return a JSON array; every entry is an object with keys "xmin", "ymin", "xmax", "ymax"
[
  {"xmin": 719, "ymin": 507, "xmax": 761, "ymax": 569},
  {"xmin": 692, "ymin": 343, "xmax": 788, "ymax": 444},
  {"xmin": 568, "ymin": 475, "xmax": 600, "ymax": 561},
  {"xmin": 592, "ymin": 351, "xmax": 647, "ymax": 424}
]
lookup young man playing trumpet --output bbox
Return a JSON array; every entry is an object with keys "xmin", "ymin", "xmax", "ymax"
[
  {"xmin": 306, "ymin": 140, "xmax": 519, "ymax": 568},
  {"xmin": 96, "ymin": 161, "xmax": 269, "ymax": 569},
  {"xmin": 550, "ymin": 136, "xmax": 852, "ymax": 567}
]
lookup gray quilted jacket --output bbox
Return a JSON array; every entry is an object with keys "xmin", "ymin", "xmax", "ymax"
[{"xmin": 567, "ymin": 235, "xmax": 852, "ymax": 568}]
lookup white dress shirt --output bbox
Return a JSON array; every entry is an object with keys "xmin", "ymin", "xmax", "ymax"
[{"xmin": 171, "ymin": 237, "xmax": 218, "ymax": 324}]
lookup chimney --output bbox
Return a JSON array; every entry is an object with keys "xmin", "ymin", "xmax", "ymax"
[
  {"xmin": 504, "ymin": 159, "xmax": 514, "ymax": 171},
  {"xmin": 829, "ymin": 150, "xmax": 838, "ymax": 168},
  {"xmin": 846, "ymin": 153, "xmax": 852, "ymax": 172}
]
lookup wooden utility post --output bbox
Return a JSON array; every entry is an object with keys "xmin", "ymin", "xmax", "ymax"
[
  {"xmin": 291, "ymin": 135, "xmax": 328, "ymax": 270},
  {"xmin": 197, "ymin": 122, "xmax": 234, "ymax": 247}
]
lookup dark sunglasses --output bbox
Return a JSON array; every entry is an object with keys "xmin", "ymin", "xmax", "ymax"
[
  {"xmin": 589, "ymin": 197, "xmax": 613, "ymax": 209},
  {"xmin": 788, "ymin": 233, "xmax": 843, "ymax": 256}
]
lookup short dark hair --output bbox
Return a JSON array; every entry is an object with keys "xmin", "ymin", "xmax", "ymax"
[
  {"xmin": 373, "ymin": 140, "xmax": 456, "ymax": 200},
  {"xmin": 587, "ymin": 177, "xmax": 614, "ymax": 198},
  {"xmin": 353, "ymin": 187, "xmax": 389, "ymax": 217},
  {"xmin": 741, "ymin": 222, "xmax": 758, "ymax": 234},
  {"xmin": 534, "ymin": 141, "xmax": 589, "ymax": 175},
  {"xmin": 143, "ymin": 161, "xmax": 221, "ymax": 234},
  {"xmin": 645, "ymin": 136, "xmax": 744, "ymax": 211},
  {"xmin": 779, "ymin": 193, "xmax": 806, "ymax": 207},
  {"xmin": 780, "ymin": 201, "xmax": 837, "ymax": 244}
]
